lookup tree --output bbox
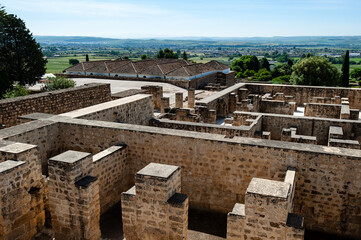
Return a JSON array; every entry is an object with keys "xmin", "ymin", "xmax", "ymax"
[
  {"xmin": 85, "ymin": 54, "xmax": 89, "ymax": 62},
  {"xmin": 157, "ymin": 49, "xmax": 164, "ymax": 58},
  {"xmin": 69, "ymin": 59, "xmax": 79, "ymax": 65},
  {"xmin": 341, "ymin": 50, "xmax": 350, "ymax": 87},
  {"xmin": 350, "ymin": 68, "xmax": 361, "ymax": 80},
  {"xmin": 141, "ymin": 54, "xmax": 148, "ymax": 60},
  {"xmin": 271, "ymin": 63, "xmax": 292, "ymax": 78},
  {"xmin": 260, "ymin": 57, "xmax": 270, "ymax": 71},
  {"xmin": 290, "ymin": 56, "xmax": 341, "ymax": 86},
  {"xmin": 182, "ymin": 51, "xmax": 188, "ymax": 60},
  {"xmin": 0, "ymin": 8, "xmax": 47, "ymax": 96},
  {"xmin": 288, "ymin": 59, "xmax": 294, "ymax": 67},
  {"xmin": 276, "ymin": 53, "xmax": 289, "ymax": 63},
  {"xmin": 231, "ymin": 55, "xmax": 260, "ymax": 76}
]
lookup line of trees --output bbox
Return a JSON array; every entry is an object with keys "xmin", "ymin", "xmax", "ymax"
[{"xmin": 231, "ymin": 50, "xmax": 353, "ymax": 87}]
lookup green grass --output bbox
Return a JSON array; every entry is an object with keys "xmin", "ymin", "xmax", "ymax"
[
  {"xmin": 46, "ymin": 55, "xmax": 114, "ymax": 73},
  {"xmin": 334, "ymin": 64, "xmax": 361, "ymax": 71}
]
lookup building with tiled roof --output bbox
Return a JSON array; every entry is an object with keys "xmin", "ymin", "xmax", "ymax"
[{"xmin": 65, "ymin": 58, "xmax": 234, "ymax": 88}]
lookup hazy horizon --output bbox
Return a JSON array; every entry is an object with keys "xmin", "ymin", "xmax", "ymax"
[{"xmin": 2, "ymin": 0, "xmax": 361, "ymax": 38}]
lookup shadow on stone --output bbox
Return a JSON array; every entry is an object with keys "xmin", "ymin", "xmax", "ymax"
[
  {"xmin": 100, "ymin": 202, "xmax": 124, "ymax": 240},
  {"xmin": 188, "ymin": 208, "xmax": 227, "ymax": 238}
]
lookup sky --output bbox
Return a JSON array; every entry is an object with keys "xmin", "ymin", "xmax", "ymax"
[{"xmin": 1, "ymin": 0, "xmax": 361, "ymax": 38}]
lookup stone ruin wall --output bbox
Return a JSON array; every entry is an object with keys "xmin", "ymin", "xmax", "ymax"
[
  {"xmin": 0, "ymin": 83, "xmax": 112, "ymax": 128},
  {"xmin": 304, "ymin": 103, "xmax": 341, "ymax": 118},
  {"xmin": 258, "ymin": 113, "xmax": 361, "ymax": 144},
  {"xmin": 0, "ymin": 141, "xmax": 46, "ymax": 240},
  {"xmin": 245, "ymin": 83, "xmax": 361, "ymax": 110},
  {"xmin": 61, "ymin": 94, "xmax": 154, "ymax": 126},
  {"xmin": 52, "ymin": 119, "xmax": 361, "ymax": 239}
]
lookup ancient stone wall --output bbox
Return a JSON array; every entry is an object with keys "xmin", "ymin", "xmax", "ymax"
[
  {"xmin": 61, "ymin": 94, "xmax": 154, "ymax": 126},
  {"xmin": 93, "ymin": 145, "xmax": 130, "ymax": 214},
  {"xmin": 0, "ymin": 83, "xmax": 111, "ymax": 128},
  {"xmin": 260, "ymin": 113, "xmax": 361, "ymax": 144},
  {"xmin": 121, "ymin": 163, "xmax": 188, "ymax": 240},
  {"xmin": 304, "ymin": 103, "xmax": 341, "ymax": 118},
  {"xmin": 260, "ymin": 99, "xmax": 296, "ymax": 115},
  {"xmin": 56, "ymin": 118, "xmax": 361, "ymax": 239},
  {"xmin": 189, "ymin": 72, "xmax": 218, "ymax": 89},
  {"xmin": 48, "ymin": 151, "xmax": 101, "ymax": 240},
  {"xmin": 245, "ymin": 83, "xmax": 361, "ymax": 110},
  {"xmin": 150, "ymin": 118, "xmax": 253, "ymax": 137},
  {"xmin": 0, "ymin": 141, "xmax": 45, "ymax": 240},
  {"xmin": 0, "ymin": 120, "xmax": 61, "ymax": 174}
]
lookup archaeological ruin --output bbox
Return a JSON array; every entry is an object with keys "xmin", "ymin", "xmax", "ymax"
[{"xmin": 0, "ymin": 81, "xmax": 360, "ymax": 240}]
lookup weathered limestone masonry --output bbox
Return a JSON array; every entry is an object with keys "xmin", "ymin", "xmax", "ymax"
[
  {"xmin": 0, "ymin": 83, "xmax": 111, "ymax": 128},
  {"xmin": 150, "ymin": 118, "xmax": 258, "ymax": 138},
  {"xmin": 161, "ymin": 97, "xmax": 170, "ymax": 113},
  {"xmin": 60, "ymin": 94, "xmax": 154, "ymax": 125},
  {"xmin": 50, "ymin": 117, "xmax": 361, "ymax": 239},
  {"xmin": 121, "ymin": 163, "xmax": 188, "ymax": 240},
  {"xmin": 0, "ymin": 141, "xmax": 45, "ymax": 240},
  {"xmin": 92, "ymin": 145, "xmax": 130, "ymax": 214},
  {"xmin": 196, "ymin": 83, "xmax": 244, "ymax": 118},
  {"xmin": 227, "ymin": 169, "xmax": 304, "ymax": 240},
  {"xmin": 231, "ymin": 111, "xmax": 361, "ymax": 147},
  {"xmin": 48, "ymin": 151, "xmax": 101, "ymax": 240},
  {"xmin": 245, "ymin": 83, "xmax": 361, "ymax": 110},
  {"xmin": 304, "ymin": 103, "xmax": 342, "ymax": 119},
  {"xmin": 187, "ymin": 88, "xmax": 195, "ymax": 108},
  {"xmin": 141, "ymin": 85, "xmax": 163, "ymax": 110}
]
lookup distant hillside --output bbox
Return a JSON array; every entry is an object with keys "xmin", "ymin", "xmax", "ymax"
[{"xmin": 35, "ymin": 36, "xmax": 361, "ymax": 48}]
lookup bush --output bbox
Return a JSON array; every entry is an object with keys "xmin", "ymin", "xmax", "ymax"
[
  {"xmin": 69, "ymin": 59, "xmax": 79, "ymax": 65},
  {"xmin": 2, "ymin": 83, "xmax": 30, "ymax": 98},
  {"xmin": 41, "ymin": 76, "xmax": 76, "ymax": 91},
  {"xmin": 251, "ymin": 69, "xmax": 272, "ymax": 82},
  {"xmin": 272, "ymin": 75, "xmax": 291, "ymax": 84}
]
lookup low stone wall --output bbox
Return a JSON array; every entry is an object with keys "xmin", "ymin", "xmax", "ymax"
[
  {"xmin": 1, "ymin": 114, "xmax": 361, "ymax": 238},
  {"xmin": 196, "ymin": 83, "xmax": 245, "ymax": 117},
  {"xmin": 54, "ymin": 117, "xmax": 361, "ymax": 239},
  {"xmin": 61, "ymin": 94, "xmax": 154, "ymax": 125},
  {"xmin": 93, "ymin": 145, "xmax": 130, "ymax": 214},
  {"xmin": 150, "ymin": 118, "xmax": 253, "ymax": 137},
  {"xmin": 304, "ymin": 103, "xmax": 341, "ymax": 118},
  {"xmin": 0, "ymin": 83, "xmax": 111, "ymax": 127},
  {"xmin": 189, "ymin": 72, "xmax": 218, "ymax": 89},
  {"xmin": 246, "ymin": 83, "xmax": 361, "ymax": 110},
  {"xmin": 260, "ymin": 99, "xmax": 296, "ymax": 115},
  {"xmin": 0, "ymin": 141, "xmax": 45, "ymax": 240}
]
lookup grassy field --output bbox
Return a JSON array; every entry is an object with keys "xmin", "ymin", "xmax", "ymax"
[
  {"xmin": 334, "ymin": 64, "xmax": 361, "ymax": 71},
  {"xmin": 46, "ymin": 55, "xmax": 114, "ymax": 73}
]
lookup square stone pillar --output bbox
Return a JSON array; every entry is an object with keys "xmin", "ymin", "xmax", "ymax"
[
  {"xmin": 141, "ymin": 85, "xmax": 163, "ymax": 110},
  {"xmin": 229, "ymin": 93, "xmax": 237, "ymax": 114},
  {"xmin": 48, "ymin": 150, "xmax": 101, "ymax": 240},
  {"xmin": 0, "ymin": 142, "xmax": 45, "ymax": 239},
  {"xmin": 188, "ymin": 89, "xmax": 195, "ymax": 108},
  {"xmin": 175, "ymin": 92, "xmax": 183, "ymax": 108},
  {"xmin": 161, "ymin": 97, "xmax": 170, "ymax": 113},
  {"xmin": 121, "ymin": 163, "xmax": 188, "ymax": 240},
  {"xmin": 227, "ymin": 203, "xmax": 245, "ymax": 240}
]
